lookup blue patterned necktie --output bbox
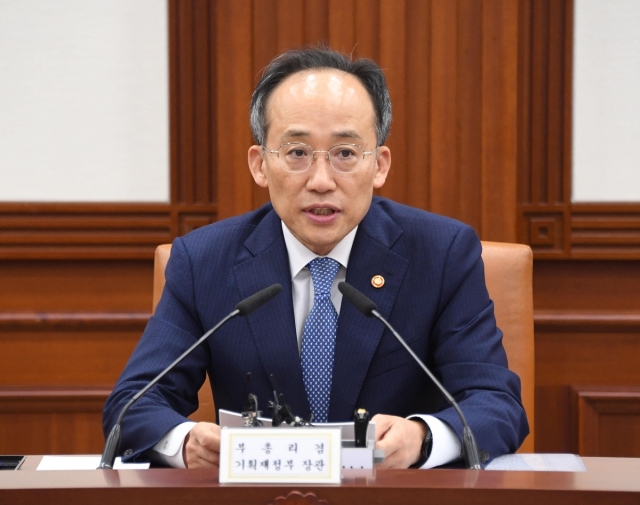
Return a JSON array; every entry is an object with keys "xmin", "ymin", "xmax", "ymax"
[{"xmin": 301, "ymin": 257, "xmax": 340, "ymax": 423}]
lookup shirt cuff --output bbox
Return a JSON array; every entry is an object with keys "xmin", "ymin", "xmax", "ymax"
[
  {"xmin": 150, "ymin": 421, "xmax": 196, "ymax": 468},
  {"xmin": 407, "ymin": 414, "xmax": 461, "ymax": 469}
]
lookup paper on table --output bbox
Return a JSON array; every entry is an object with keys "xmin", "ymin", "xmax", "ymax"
[
  {"xmin": 37, "ymin": 455, "xmax": 150, "ymax": 471},
  {"xmin": 485, "ymin": 453, "xmax": 587, "ymax": 472}
]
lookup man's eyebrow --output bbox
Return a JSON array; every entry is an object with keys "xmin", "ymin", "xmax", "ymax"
[
  {"xmin": 332, "ymin": 130, "xmax": 363, "ymax": 141},
  {"xmin": 280, "ymin": 129, "xmax": 310, "ymax": 140},
  {"xmin": 279, "ymin": 128, "xmax": 364, "ymax": 141}
]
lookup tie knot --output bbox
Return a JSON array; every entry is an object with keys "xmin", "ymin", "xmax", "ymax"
[{"xmin": 307, "ymin": 257, "xmax": 340, "ymax": 298}]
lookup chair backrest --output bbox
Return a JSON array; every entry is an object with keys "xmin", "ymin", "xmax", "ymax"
[
  {"xmin": 152, "ymin": 241, "xmax": 535, "ymax": 451},
  {"xmin": 481, "ymin": 241, "xmax": 535, "ymax": 453}
]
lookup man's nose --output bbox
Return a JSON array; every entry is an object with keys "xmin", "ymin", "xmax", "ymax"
[{"xmin": 306, "ymin": 152, "xmax": 336, "ymax": 191}]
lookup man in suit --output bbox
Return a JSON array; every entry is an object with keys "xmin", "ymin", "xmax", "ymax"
[{"xmin": 103, "ymin": 47, "xmax": 528, "ymax": 469}]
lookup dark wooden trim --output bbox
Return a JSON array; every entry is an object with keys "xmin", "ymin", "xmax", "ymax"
[
  {"xmin": 0, "ymin": 204, "xmax": 171, "ymax": 260},
  {"xmin": 569, "ymin": 204, "xmax": 640, "ymax": 259},
  {"xmin": 535, "ymin": 311, "xmax": 640, "ymax": 332},
  {"xmin": 517, "ymin": 0, "xmax": 640, "ymax": 260},
  {"xmin": 0, "ymin": 387, "xmax": 111, "ymax": 413},
  {"xmin": 573, "ymin": 387, "xmax": 640, "ymax": 456},
  {"xmin": 0, "ymin": 313, "xmax": 150, "ymax": 331},
  {"xmin": 0, "ymin": 201, "xmax": 216, "ymax": 260},
  {"xmin": 562, "ymin": 0, "xmax": 574, "ymax": 208}
]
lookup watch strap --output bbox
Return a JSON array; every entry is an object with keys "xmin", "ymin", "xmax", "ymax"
[{"xmin": 408, "ymin": 417, "xmax": 433, "ymax": 468}]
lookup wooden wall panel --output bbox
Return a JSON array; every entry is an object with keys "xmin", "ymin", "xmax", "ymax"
[
  {"xmin": 457, "ymin": 0, "xmax": 482, "ymax": 228},
  {"xmin": 0, "ymin": 261, "xmax": 150, "ymax": 454},
  {"xmin": 570, "ymin": 206, "xmax": 640, "ymax": 258},
  {"xmin": 169, "ymin": 0, "xmax": 220, "ymax": 233},
  {"xmin": 206, "ymin": 0, "xmax": 522, "ymax": 241},
  {"xmin": 305, "ymin": 0, "xmax": 328, "ymax": 48},
  {"xmin": 404, "ymin": 0, "xmax": 430, "ymax": 211},
  {"xmin": 158, "ymin": 0, "xmax": 528, "ymax": 266},
  {"xmin": 0, "ymin": 327, "xmax": 142, "ymax": 387},
  {"xmin": 534, "ymin": 261, "xmax": 640, "ymax": 313},
  {"xmin": 516, "ymin": 0, "xmax": 640, "ymax": 456},
  {"xmin": 377, "ymin": 0, "xmax": 407, "ymax": 205},
  {"xmin": 534, "ymin": 261, "xmax": 640, "ymax": 455},
  {"xmin": 215, "ymin": 0, "xmax": 255, "ymax": 220},
  {"xmin": 481, "ymin": 0, "xmax": 518, "ymax": 243},
  {"xmin": 429, "ymin": 1, "xmax": 458, "ymax": 222},
  {"xmin": 0, "ymin": 261, "xmax": 153, "ymax": 312},
  {"xmin": 0, "ymin": 389, "xmax": 109, "ymax": 455},
  {"xmin": 575, "ymin": 389, "xmax": 640, "ymax": 458},
  {"xmin": 535, "ymin": 332, "xmax": 640, "ymax": 455},
  {"xmin": 518, "ymin": 0, "xmax": 570, "ymax": 257},
  {"xmin": 0, "ymin": 205, "xmax": 172, "ymax": 260},
  {"xmin": 517, "ymin": 0, "xmax": 640, "ymax": 259}
]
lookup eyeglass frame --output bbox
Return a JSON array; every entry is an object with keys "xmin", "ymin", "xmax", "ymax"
[{"xmin": 261, "ymin": 142, "xmax": 378, "ymax": 174}]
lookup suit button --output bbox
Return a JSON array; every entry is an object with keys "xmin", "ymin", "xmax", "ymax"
[
  {"xmin": 123, "ymin": 449, "xmax": 133, "ymax": 456},
  {"xmin": 479, "ymin": 450, "xmax": 489, "ymax": 464}
]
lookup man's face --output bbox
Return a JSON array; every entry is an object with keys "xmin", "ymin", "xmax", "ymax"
[{"xmin": 248, "ymin": 70, "xmax": 391, "ymax": 256}]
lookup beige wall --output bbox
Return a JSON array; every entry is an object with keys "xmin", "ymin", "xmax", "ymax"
[
  {"xmin": 572, "ymin": 0, "xmax": 640, "ymax": 202},
  {"xmin": 0, "ymin": 0, "xmax": 169, "ymax": 202}
]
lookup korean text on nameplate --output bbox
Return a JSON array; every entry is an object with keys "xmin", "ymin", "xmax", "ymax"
[{"xmin": 219, "ymin": 427, "xmax": 341, "ymax": 484}]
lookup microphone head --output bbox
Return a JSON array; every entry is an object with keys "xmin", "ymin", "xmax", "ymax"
[
  {"xmin": 338, "ymin": 282, "xmax": 377, "ymax": 316},
  {"xmin": 235, "ymin": 284, "xmax": 282, "ymax": 316}
]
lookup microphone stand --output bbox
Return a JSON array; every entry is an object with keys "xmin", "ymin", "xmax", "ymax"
[
  {"xmin": 338, "ymin": 281, "xmax": 483, "ymax": 470},
  {"xmin": 371, "ymin": 309, "xmax": 482, "ymax": 470},
  {"xmin": 98, "ymin": 284, "xmax": 282, "ymax": 469},
  {"xmin": 98, "ymin": 310, "xmax": 239, "ymax": 469}
]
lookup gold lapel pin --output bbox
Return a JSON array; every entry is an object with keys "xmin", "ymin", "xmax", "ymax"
[{"xmin": 371, "ymin": 275, "xmax": 385, "ymax": 288}]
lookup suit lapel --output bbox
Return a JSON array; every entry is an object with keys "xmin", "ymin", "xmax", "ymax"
[
  {"xmin": 329, "ymin": 202, "xmax": 409, "ymax": 421},
  {"xmin": 233, "ymin": 209, "xmax": 311, "ymax": 419}
]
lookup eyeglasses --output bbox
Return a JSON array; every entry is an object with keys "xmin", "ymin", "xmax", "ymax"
[{"xmin": 262, "ymin": 142, "xmax": 377, "ymax": 174}]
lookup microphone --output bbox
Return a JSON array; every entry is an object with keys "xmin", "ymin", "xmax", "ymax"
[
  {"xmin": 338, "ymin": 282, "xmax": 483, "ymax": 470},
  {"xmin": 98, "ymin": 283, "xmax": 282, "ymax": 469},
  {"xmin": 236, "ymin": 284, "xmax": 283, "ymax": 316}
]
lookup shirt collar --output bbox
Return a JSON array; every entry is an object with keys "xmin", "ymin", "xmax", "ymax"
[{"xmin": 281, "ymin": 221, "xmax": 357, "ymax": 279}]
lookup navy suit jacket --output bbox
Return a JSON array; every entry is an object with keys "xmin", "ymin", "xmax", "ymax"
[{"xmin": 103, "ymin": 197, "xmax": 529, "ymax": 463}]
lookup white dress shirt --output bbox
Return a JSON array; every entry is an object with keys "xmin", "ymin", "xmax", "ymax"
[{"xmin": 151, "ymin": 221, "xmax": 461, "ymax": 469}]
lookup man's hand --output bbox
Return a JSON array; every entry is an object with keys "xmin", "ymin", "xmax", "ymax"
[
  {"xmin": 182, "ymin": 422, "xmax": 220, "ymax": 468},
  {"xmin": 373, "ymin": 414, "xmax": 426, "ymax": 469}
]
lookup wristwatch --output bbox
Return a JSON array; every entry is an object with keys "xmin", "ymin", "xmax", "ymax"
[{"xmin": 409, "ymin": 417, "xmax": 433, "ymax": 468}]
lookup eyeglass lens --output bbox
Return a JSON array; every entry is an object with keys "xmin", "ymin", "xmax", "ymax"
[{"xmin": 278, "ymin": 143, "xmax": 365, "ymax": 173}]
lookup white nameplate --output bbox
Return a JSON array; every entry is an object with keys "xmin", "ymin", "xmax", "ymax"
[{"xmin": 219, "ymin": 427, "xmax": 341, "ymax": 484}]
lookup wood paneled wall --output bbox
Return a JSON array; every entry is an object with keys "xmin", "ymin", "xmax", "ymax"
[
  {"xmin": 534, "ymin": 261, "xmax": 640, "ymax": 456},
  {"xmin": 517, "ymin": 0, "xmax": 640, "ymax": 259},
  {"xmin": 1, "ymin": 0, "xmax": 639, "ymax": 458},
  {"xmin": 0, "ymin": 260, "xmax": 150, "ymax": 454},
  {"xmin": 174, "ymin": 0, "xmax": 521, "ymax": 240},
  {"xmin": 516, "ymin": 0, "xmax": 640, "ymax": 456}
]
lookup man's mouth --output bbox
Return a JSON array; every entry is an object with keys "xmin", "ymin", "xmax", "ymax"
[{"xmin": 309, "ymin": 208, "xmax": 336, "ymax": 216}]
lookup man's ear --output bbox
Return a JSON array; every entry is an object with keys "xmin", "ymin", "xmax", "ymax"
[
  {"xmin": 248, "ymin": 145, "xmax": 268, "ymax": 188},
  {"xmin": 372, "ymin": 146, "xmax": 391, "ymax": 189}
]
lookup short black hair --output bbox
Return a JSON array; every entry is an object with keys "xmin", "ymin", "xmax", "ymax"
[{"xmin": 249, "ymin": 46, "xmax": 392, "ymax": 146}]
